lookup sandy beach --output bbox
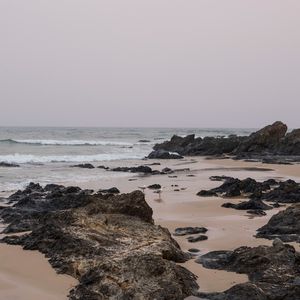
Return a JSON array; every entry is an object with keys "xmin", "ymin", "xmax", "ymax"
[{"xmin": 1, "ymin": 156, "xmax": 299, "ymax": 298}]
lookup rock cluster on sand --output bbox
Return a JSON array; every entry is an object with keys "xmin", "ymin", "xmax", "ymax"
[
  {"xmin": 197, "ymin": 176, "xmax": 300, "ymax": 216},
  {"xmin": 196, "ymin": 239, "xmax": 300, "ymax": 300},
  {"xmin": 0, "ymin": 183, "xmax": 198, "ymax": 300},
  {"xmin": 151, "ymin": 121, "xmax": 300, "ymax": 162}
]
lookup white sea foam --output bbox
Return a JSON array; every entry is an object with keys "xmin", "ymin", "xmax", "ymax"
[
  {"xmin": 0, "ymin": 139, "xmax": 133, "ymax": 146},
  {"xmin": 0, "ymin": 153, "xmax": 144, "ymax": 164}
]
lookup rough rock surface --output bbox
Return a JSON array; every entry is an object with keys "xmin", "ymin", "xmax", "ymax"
[
  {"xmin": 0, "ymin": 183, "xmax": 199, "ymax": 300},
  {"xmin": 151, "ymin": 121, "xmax": 300, "ymax": 161},
  {"xmin": 256, "ymin": 204, "xmax": 300, "ymax": 243},
  {"xmin": 196, "ymin": 240, "xmax": 300, "ymax": 300}
]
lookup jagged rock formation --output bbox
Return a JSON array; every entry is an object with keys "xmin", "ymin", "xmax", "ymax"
[
  {"xmin": 151, "ymin": 121, "xmax": 300, "ymax": 161},
  {"xmin": 0, "ymin": 183, "xmax": 198, "ymax": 300},
  {"xmin": 196, "ymin": 239, "xmax": 300, "ymax": 300}
]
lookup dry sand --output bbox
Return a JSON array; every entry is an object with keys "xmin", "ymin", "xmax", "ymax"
[{"xmin": 0, "ymin": 157, "xmax": 299, "ymax": 298}]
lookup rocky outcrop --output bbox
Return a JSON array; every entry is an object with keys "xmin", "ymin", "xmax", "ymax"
[
  {"xmin": 196, "ymin": 239, "xmax": 300, "ymax": 300},
  {"xmin": 153, "ymin": 135, "xmax": 244, "ymax": 157},
  {"xmin": 0, "ymin": 183, "xmax": 199, "ymax": 299},
  {"xmin": 256, "ymin": 204, "xmax": 300, "ymax": 243},
  {"xmin": 234, "ymin": 121, "xmax": 288, "ymax": 154},
  {"xmin": 151, "ymin": 122, "xmax": 300, "ymax": 161}
]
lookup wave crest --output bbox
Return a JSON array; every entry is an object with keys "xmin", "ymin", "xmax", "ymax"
[
  {"xmin": 0, "ymin": 153, "xmax": 144, "ymax": 164},
  {"xmin": 0, "ymin": 139, "xmax": 133, "ymax": 146}
]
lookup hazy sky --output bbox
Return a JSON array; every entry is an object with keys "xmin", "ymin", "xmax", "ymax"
[{"xmin": 1, "ymin": 1, "xmax": 299, "ymax": 128}]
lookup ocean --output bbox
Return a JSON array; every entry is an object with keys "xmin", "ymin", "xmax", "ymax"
[{"xmin": 0, "ymin": 127, "xmax": 254, "ymax": 194}]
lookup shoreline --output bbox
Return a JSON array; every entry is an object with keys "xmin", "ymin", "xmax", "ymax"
[{"xmin": 0, "ymin": 156, "xmax": 300, "ymax": 298}]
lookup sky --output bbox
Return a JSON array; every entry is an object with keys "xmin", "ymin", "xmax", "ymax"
[{"xmin": 0, "ymin": 1, "xmax": 299, "ymax": 128}]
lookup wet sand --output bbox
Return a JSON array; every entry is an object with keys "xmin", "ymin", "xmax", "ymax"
[
  {"xmin": 0, "ymin": 157, "xmax": 299, "ymax": 297},
  {"xmin": 0, "ymin": 243, "xmax": 77, "ymax": 300}
]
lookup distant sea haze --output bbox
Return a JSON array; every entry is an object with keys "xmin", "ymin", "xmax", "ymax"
[{"xmin": 0, "ymin": 127, "xmax": 254, "ymax": 193}]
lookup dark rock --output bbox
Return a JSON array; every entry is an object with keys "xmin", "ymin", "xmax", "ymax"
[
  {"xmin": 174, "ymin": 227, "xmax": 208, "ymax": 236},
  {"xmin": 138, "ymin": 139, "xmax": 151, "ymax": 143},
  {"xmin": 147, "ymin": 150, "xmax": 183, "ymax": 159},
  {"xmin": 0, "ymin": 162, "xmax": 20, "ymax": 167},
  {"xmin": 71, "ymin": 163, "xmax": 95, "ymax": 169},
  {"xmin": 209, "ymin": 176, "xmax": 232, "ymax": 182},
  {"xmin": 148, "ymin": 184, "xmax": 161, "ymax": 190},
  {"xmin": 234, "ymin": 121, "xmax": 288, "ymax": 154},
  {"xmin": 187, "ymin": 235, "xmax": 208, "ymax": 243},
  {"xmin": 98, "ymin": 187, "xmax": 120, "ymax": 194},
  {"xmin": 0, "ymin": 185, "xmax": 199, "ymax": 299},
  {"xmin": 188, "ymin": 248, "xmax": 200, "ymax": 253},
  {"xmin": 197, "ymin": 190, "xmax": 217, "ymax": 197},
  {"xmin": 198, "ymin": 176, "xmax": 300, "ymax": 204},
  {"xmin": 196, "ymin": 241, "xmax": 300, "ymax": 300}
]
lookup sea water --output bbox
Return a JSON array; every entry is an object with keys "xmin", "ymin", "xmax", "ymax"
[{"xmin": 0, "ymin": 127, "xmax": 253, "ymax": 194}]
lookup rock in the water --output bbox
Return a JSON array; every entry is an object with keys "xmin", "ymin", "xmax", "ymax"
[
  {"xmin": 1, "ymin": 184, "xmax": 199, "ymax": 299},
  {"xmin": 0, "ymin": 162, "xmax": 20, "ymax": 167},
  {"xmin": 97, "ymin": 165, "xmax": 109, "ymax": 170},
  {"xmin": 138, "ymin": 139, "xmax": 151, "ymax": 143},
  {"xmin": 147, "ymin": 150, "xmax": 183, "ymax": 159},
  {"xmin": 196, "ymin": 242, "xmax": 300, "ymax": 300},
  {"xmin": 174, "ymin": 227, "xmax": 208, "ymax": 236},
  {"xmin": 71, "ymin": 163, "xmax": 95, "ymax": 169}
]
